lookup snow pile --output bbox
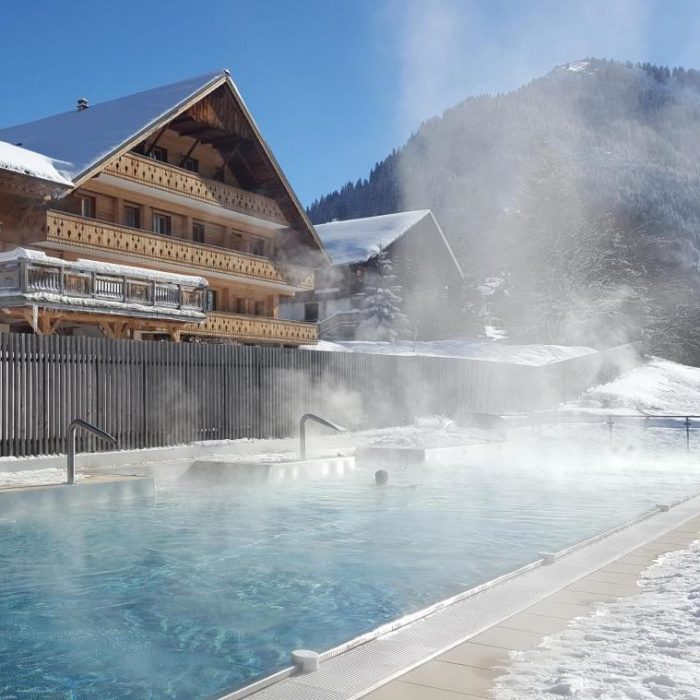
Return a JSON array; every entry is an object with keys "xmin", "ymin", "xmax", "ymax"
[
  {"xmin": 307, "ymin": 339, "xmax": 596, "ymax": 366},
  {"xmin": 0, "ymin": 141, "xmax": 72, "ymax": 185},
  {"xmin": 314, "ymin": 211, "xmax": 431, "ymax": 265},
  {"xmin": 495, "ymin": 540, "xmax": 700, "ymax": 700},
  {"xmin": 576, "ymin": 357, "xmax": 700, "ymax": 414}
]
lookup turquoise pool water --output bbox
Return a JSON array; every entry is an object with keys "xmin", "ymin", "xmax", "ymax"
[{"xmin": 2, "ymin": 440, "xmax": 700, "ymax": 699}]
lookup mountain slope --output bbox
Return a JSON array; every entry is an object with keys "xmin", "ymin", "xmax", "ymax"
[{"xmin": 308, "ymin": 60, "xmax": 700, "ymax": 361}]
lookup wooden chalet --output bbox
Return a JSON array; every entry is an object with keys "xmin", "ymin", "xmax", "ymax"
[
  {"xmin": 0, "ymin": 70, "xmax": 328, "ymax": 344},
  {"xmin": 282, "ymin": 210, "xmax": 464, "ymax": 340}
]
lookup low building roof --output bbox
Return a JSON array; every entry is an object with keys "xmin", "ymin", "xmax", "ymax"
[
  {"xmin": 0, "ymin": 140, "xmax": 72, "ymax": 186},
  {"xmin": 314, "ymin": 210, "xmax": 463, "ymax": 276},
  {"xmin": 314, "ymin": 210, "xmax": 431, "ymax": 265}
]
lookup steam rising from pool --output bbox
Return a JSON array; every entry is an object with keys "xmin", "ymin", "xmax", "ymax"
[{"xmin": 2, "ymin": 423, "xmax": 700, "ymax": 698}]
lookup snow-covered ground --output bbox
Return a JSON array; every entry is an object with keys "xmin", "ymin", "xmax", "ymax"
[
  {"xmin": 307, "ymin": 339, "xmax": 596, "ymax": 366},
  {"xmin": 0, "ymin": 468, "xmax": 80, "ymax": 488},
  {"xmin": 573, "ymin": 357, "xmax": 700, "ymax": 414},
  {"xmin": 495, "ymin": 541, "xmax": 700, "ymax": 700}
]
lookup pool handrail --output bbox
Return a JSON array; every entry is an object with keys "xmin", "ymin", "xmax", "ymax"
[
  {"xmin": 299, "ymin": 413, "xmax": 346, "ymax": 459},
  {"xmin": 66, "ymin": 419, "xmax": 118, "ymax": 485}
]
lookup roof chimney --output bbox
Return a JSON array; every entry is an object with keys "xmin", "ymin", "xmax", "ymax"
[{"xmin": 76, "ymin": 98, "xmax": 89, "ymax": 112}]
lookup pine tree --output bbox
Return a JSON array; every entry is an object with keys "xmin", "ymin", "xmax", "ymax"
[{"xmin": 358, "ymin": 248, "xmax": 408, "ymax": 342}]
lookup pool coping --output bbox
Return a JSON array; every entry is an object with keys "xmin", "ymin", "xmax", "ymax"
[
  {"xmin": 365, "ymin": 516, "xmax": 700, "ymax": 699},
  {"xmin": 216, "ymin": 489, "xmax": 700, "ymax": 700},
  {"xmin": 0, "ymin": 473, "xmax": 156, "ymax": 513}
]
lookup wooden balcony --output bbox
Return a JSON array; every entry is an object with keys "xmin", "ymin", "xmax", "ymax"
[
  {"xmin": 0, "ymin": 251, "xmax": 207, "ymax": 334},
  {"xmin": 104, "ymin": 152, "xmax": 288, "ymax": 226},
  {"xmin": 182, "ymin": 311, "xmax": 317, "ymax": 345},
  {"xmin": 42, "ymin": 211, "xmax": 314, "ymax": 291}
]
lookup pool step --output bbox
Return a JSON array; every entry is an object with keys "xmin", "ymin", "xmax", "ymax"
[
  {"xmin": 356, "ymin": 442, "xmax": 491, "ymax": 466},
  {"xmin": 182, "ymin": 455, "xmax": 356, "ymax": 485}
]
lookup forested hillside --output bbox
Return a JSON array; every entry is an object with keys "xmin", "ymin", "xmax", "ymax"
[{"xmin": 308, "ymin": 60, "xmax": 700, "ymax": 362}]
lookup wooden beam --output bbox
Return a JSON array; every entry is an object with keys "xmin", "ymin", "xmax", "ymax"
[
  {"xmin": 181, "ymin": 137, "xmax": 200, "ymax": 164},
  {"xmin": 145, "ymin": 126, "xmax": 168, "ymax": 155}
]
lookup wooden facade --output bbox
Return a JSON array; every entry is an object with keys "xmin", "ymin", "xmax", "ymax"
[{"xmin": 0, "ymin": 72, "xmax": 325, "ymax": 345}]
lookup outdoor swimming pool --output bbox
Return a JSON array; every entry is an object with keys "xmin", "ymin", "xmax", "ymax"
[{"xmin": 2, "ymin": 436, "xmax": 700, "ymax": 699}]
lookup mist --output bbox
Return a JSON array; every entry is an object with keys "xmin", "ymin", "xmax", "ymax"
[{"xmin": 308, "ymin": 1, "xmax": 700, "ymax": 362}]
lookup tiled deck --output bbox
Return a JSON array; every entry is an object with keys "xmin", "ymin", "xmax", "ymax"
[{"xmin": 361, "ymin": 517, "xmax": 700, "ymax": 699}]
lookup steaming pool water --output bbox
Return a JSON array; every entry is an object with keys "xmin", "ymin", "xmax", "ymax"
[{"xmin": 2, "ymin": 437, "xmax": 700, "ymax": 699}]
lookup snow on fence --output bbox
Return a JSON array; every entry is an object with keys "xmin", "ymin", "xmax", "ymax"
[{"xmin": 0, "ymin": 333, "xmax": 641, "ymax": 457}]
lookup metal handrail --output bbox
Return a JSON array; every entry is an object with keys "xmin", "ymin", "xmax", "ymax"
[
  {"xmin": 66, "ymin": 419, "xmax": 117, "ymax": 485},
  {"xmin": 299, "ymin": 414, "xmax": 346, "ymax": 459},
  {"xmin": 526, "ymin": 411, "xmax": 700, "ymax": 450}
]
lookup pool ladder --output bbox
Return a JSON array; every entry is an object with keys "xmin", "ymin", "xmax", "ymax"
[
  {"xmin": 66, "ymin": 419, "xmax": 117, "ymax": 485},
  {"xmin": 299, "ymin": 414, "xmax": 346, "ymax": 459}
]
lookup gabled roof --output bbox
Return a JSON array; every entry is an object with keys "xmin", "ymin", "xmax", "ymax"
[
  {"xmin": 314, "ymin": 210, "xmax": 463, "ymax": 275},
  {"xmin": 0, "ymin": 71, "xmax": 224, "ymax": 182},
  {"xmin": 0, "ymin": 71, "xmax": 329, "ymax": 260}
]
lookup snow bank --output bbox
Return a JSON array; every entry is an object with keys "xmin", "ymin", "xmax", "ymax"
[
  {"xmin": 306, "ymin": 339, "xmax": 596, "ymax": 366},
  {"xmin": 575, "ymin": 357, "xmax": 700, "ymax": 414},
  {"xmin": 495, "ymin": 540, "xmax": 700, "ymax": 699},
  {"xmin": 0, "ymin": 141, "xmax": 72, "ymax": 185}
]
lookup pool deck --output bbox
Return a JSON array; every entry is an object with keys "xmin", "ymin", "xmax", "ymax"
[
  {"xmin": 360, "ymin": 518, "xmax": 700, "ymax": 699},
  {"xmin": 233, "ymin": 493, "xmax": 700, "ymax": 700}
]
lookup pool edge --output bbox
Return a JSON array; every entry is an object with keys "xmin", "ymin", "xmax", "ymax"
[{"xmin": 217, "ymin": 489, "xmax": 700, "ymax": 700}]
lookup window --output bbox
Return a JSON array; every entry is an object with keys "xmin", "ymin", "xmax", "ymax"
[
  {"xmin": 250, "ymin": 236, "xmax": 265, "ymax": 257},
  {"xmin": 182, "ymin": 156, "xmax": 199, "ymax": 173},
  {"xmin": 230, "ymin": 233, "xmax": 245, "ymax": 252},
  {"xmin": 79, "ymin": 195, "xmax": 96, "ymax": 218},
  {"xmin": 255, "ymin": 300, "xmax": 267, "ymax": 316},
  {"xmin": 192, "ymin": 222, "xmax": 205, "ymax": 244},
  {"xmin": 149, "ymin": 146, "xmax": 168, "ymax": 163},
  {"xmin": 153, "ymin": 213, "xmax": 172, "ymax": 236},
  {"xmin": 124, "ymin": 204, "xmax": 141, "ymax": 229},
  {"xmin": 304, "ymin": 302, "xmax": 319, "ymax": 322},
  {"xmin": 205, "ymin": 290, "xmax": 217, "ymax": 311}
]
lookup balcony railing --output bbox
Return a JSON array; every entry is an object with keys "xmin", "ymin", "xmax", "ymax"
[
  {"xmin": 42, "ymin": 211, "xmax": 314, "ymax": 291},
  {"xmin": 0, "ymin": 255, "xmax": 206, "ymax": 322},
  {"xmin": 104, "ymin": 152, "xmax": 288, "ymax": 226},
  {"xmin": 182, "ymin": 311, "xmax": 317, "ymax": 345}
]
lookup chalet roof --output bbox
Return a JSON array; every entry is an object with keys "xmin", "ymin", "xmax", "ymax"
[
  {"xmin": 0, "ymin": 71, "xmax": 329, "ymax": 260},
  {"xmin": 314, "ymin": 210, "xmax": 463, "ymax": 275},
  {"xmin": 0, "ymin": 71, "xmax": 224, "ymax": 182},
  {"xmin": 0, "ymin": 140, "xmax": 72, "ymax": 186}
]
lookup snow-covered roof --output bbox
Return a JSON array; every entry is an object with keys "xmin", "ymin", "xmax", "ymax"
[
  {"xmin": 314, "ymin": 210, "xmax": 434, "ymax": 265},
  {"xmin": 0, "ymin": 140, "xmax": 72, "ymax": 186},
  {"xmin": 0, "ymin": 71, "xmax": 225, "ymax": 182},
  {"xmin": 0, "ymin": 248, "xmax": 208, "ymax": 287}
]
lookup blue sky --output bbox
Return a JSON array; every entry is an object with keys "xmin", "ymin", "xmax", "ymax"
[{"xmin": 1, "ymin": 1, "xmax": 700, "ymax": 206}]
